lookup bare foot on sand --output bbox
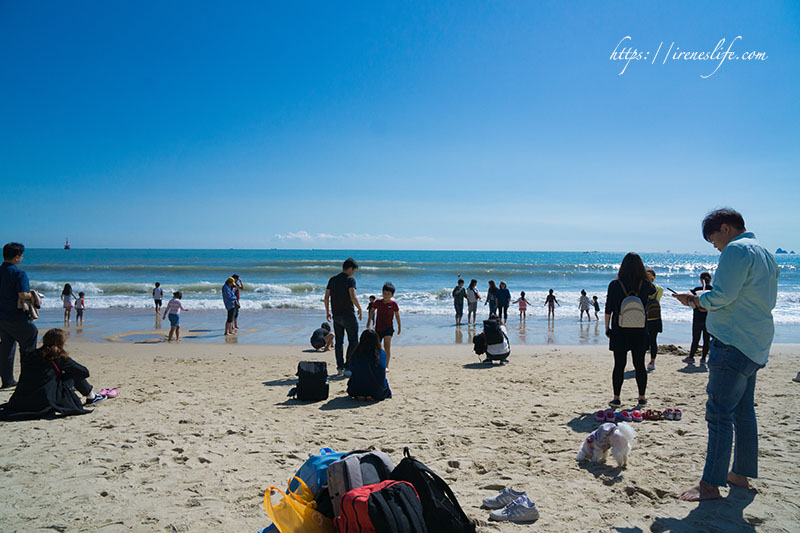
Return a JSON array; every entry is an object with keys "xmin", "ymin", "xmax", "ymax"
[
  {"xmin": 678, "ymin": 481, "xmax": 721, "ymax": 501},
  {"xmin": 728, "ymin": 472, "xmax": 754, "ymax": 489}
]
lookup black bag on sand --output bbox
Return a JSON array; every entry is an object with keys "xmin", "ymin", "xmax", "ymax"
[
  {"xmin": 472, "ymin": 333, "xmax": 486, "ymax": 355},
  {"xmin": 294, "ymin": 361, "xmax": 329, "ymax": 401},
  {"xmin": 390, "ymin": 447, "xmax": 476, "ymax": 533}
]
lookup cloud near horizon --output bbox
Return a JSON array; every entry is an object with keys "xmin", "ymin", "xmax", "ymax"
[{"xmin": 274, "ymin": 230, "xmax": 435, "ymax": 243}]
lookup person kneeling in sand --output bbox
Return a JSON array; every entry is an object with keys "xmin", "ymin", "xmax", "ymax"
[
  {"xmin": 310, "ymin": 322, "xmax": 334, "ymax": 351},
  {"xmin": 346, "ymin": 330, "xmax": 391, "ymax": 401},
  {"xmin": 0, "ymin": 329, "xmax": 113, "ymax": 419}
]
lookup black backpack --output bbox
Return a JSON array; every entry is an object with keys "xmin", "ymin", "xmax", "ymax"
[
  {"xmin": 472, "ymin": 333, "xmax": 487, "ymax": 355},
  {"xmin": 646, "ymin": 297, "xmax": 662, "ymax": 321},
  {"xmin": 293, "ymin": 361, "xmax": 329, "ymax": 401},
  {"xmin": 483, "ymin": 319, "xmax": 504, "ymax": 345},
  {"xmin": 390, "ymin": 447, "xmax": 476, "ymax": 533}
]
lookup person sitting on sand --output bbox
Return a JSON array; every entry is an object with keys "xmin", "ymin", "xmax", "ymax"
[
  {"xmin": 310, "ymin": 322, "xmax": 334, "ymax": 351},
  {"xmin": 346, "ymin": 329, "xmax": 391, "ymax": 401},
  {"xmin": 0, "ymin": 328, "xmax": 113, "ymax": 419}
]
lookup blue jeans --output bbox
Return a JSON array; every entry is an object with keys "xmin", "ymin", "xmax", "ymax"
[
  {"xmin": 454, "ymin": 301, "xmax": 464, "ymax": 320},
  {"xmin": 702, "ymin": 338, "xmax": 764, "ymax": 486},
  {"xmin": 0, "ymin": 319, "xmax": 39, "ymax": 386}
]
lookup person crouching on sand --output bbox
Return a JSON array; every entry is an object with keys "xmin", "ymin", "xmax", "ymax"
[
  {"xmin": 310, "ymin": 322, "xmax": 334, "ymax": 351},
  {"xmin": 1, "ymin": 328, "xmax": 113, "ymax": 419},
  {"xmin": 163, "ymin": 291, "xmax": 188, "ymax": 341}
]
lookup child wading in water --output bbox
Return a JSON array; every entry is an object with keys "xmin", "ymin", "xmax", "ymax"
[
  {"xmin": 61, "ymin": 283, "xmax": 77, "ymax": 325},
  {"xmin": 592, "ymin": 295, "xmax": 600, "ymax": 321},
  {"xmin": 545, "ymin": 289, "xmax": 559, "ymax": 320},
  {"xmin": 368, "ymin": 283, "xmax": 401, "ymax": 369},
  {"xmin": 75, "ymin": 292, "xmax": 86, "ymax": 326},
  {"xmin": 512, "ymin": 291, "xmax": 532, "ymax": 322},
  {"xmin": 162, "ymin": 291, "xmax": 188, "ymax": 342},
  {"xmin": 578, "ymin": 289, "xmax": 592, "ymax": 322}
]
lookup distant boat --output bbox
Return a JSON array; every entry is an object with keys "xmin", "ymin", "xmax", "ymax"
[{"xmin": 64, "ymin": 238, "xmax": 70, "ymax": 250}]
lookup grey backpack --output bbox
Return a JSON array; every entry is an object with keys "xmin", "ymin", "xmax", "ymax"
[
  {"xmin": 617, "ymin": 279, "xmax": 646, "ymax": 328},
  {"xmin": 327, "ymin": 450, "xmax": 394, "ymax": 517}
]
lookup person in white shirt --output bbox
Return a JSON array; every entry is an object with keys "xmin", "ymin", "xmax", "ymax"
[
  {"xmin": 162, "ymin": 291, "xmax": 188, "ymax": 342},
  {"xmin": 153, "ymin": 282, "xmax": 164, "ymax": 313}
]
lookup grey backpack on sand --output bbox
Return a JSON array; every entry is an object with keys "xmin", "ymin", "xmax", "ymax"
[
  {"xmin": 328, "ymin": 450, "xmax": 395, "ymax": 517},
  {"xmin": 617, "ymin": 279, "xmax": 646, "ymax": 328}
]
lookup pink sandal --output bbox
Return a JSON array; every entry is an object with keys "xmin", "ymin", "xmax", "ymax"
[{"xmin": 99, "ymin": 388, "xmax": 119, "ymax": 398}]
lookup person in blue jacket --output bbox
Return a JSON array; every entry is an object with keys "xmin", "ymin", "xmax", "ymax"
[{"xmin": 346, "ymin": 329, "xmax": 391, "ymax": 401}]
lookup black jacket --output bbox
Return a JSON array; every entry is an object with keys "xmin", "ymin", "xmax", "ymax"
[{"xmin": 0, "ymin": 351, "xmax": 91, "ymax": 419}]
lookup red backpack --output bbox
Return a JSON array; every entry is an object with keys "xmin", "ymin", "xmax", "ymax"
[{"xmin": 335, "ymin": 480, "xmax": 427, "ymax": 533}]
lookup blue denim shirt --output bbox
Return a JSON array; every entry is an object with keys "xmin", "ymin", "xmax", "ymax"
[
  {"xmin": 699, "ymin": 232, "xmax": 779, "ymax": 366},
  {"xmin": 222, "ymin": 283, "xmax": 237, "ymax": 310}
]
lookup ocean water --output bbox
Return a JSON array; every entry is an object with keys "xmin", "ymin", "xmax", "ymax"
[{"xmin": 21, "ymin": 248, "xmax": 800, "ymax": 342}]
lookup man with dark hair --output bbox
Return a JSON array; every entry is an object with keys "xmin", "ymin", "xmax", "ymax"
[
  {"xmin": 0, "ymin": 242, "xmax": 38, "ymax": 388},
  {"xmin": 324, "ymin": 258, "xmax": 362, "ymax": 375},
  {"xmin": 674, "ymin": 209, "xmax": 779, "ymax": 501}
]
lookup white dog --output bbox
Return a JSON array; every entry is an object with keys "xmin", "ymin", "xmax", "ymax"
[{"xmin": 576, "ymin": 422, "xmax": 636, "ymax": 467}]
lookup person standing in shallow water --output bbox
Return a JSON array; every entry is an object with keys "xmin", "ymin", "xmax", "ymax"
[
  {"xmin": 486, "ymin": 280, "xmax": 498, "ymax": 317},
  {"xmin": 675, "ymin": 208, "xmax": 778, "ymax": 502},
  {"xmin": 325, "ymin": 258, "xmax": 362, "ymax": 375},
  {"xmin": 452, "ymin": 279, "xmax": 467, "ymax": 325}
]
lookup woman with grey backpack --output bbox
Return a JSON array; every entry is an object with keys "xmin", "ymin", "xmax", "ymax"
[{"xmin": 604, "ymin": 253, "xmax": 656, "ymax": 408}]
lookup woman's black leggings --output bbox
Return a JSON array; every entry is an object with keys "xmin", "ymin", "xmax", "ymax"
[
  {"xmin": 690, "ymin": 318, "xmax": 710, "ymax": 357},
  {"xmin": 612, "ymin": 346, "xmax": 647, "ymax": 397},
  {"xmin": 498, "ymin": 305, "xmax": 508, "ymax": 321}
]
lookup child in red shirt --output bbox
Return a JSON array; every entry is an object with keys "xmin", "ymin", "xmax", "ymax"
[{"xmin": 368, "ymin": 282, "xmax": 401, "ymax": 368}]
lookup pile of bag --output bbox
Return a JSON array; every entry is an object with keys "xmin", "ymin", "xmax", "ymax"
[{"xmin": 263, "ymin": 446, "xmax": 476, "ymax": 533}]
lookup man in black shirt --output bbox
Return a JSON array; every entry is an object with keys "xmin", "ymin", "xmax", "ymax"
[{"xmin": 324, "ymin": 258, "xmax": 362, "ymax": 374}]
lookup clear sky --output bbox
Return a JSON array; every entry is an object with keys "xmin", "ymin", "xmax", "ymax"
[{"xmin": 1, "ymin": 1, "xmax": 798, "ymax": 252}]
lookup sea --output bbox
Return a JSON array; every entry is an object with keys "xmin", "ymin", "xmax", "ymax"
[{"xmin": 22, "ymin": 249, "xmax": 800, "ymax": 345}]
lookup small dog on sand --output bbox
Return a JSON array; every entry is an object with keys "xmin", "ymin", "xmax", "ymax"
[{"xmin": 576, "ymin": 422, "xmax": 636, "ymax": 467}]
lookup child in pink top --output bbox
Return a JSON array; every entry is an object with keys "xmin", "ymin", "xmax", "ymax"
[{"xmin": 512, "ymin": 291, "xmax": 532, "ymax": 322}]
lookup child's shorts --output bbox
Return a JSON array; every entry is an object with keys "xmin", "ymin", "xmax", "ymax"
[
  {"xmin": 76, "ymin": 309, "xmax": 84, "ymax": 319},
  {"xmin": 168, "ymin": 313, "xmax": 180, "ymax": 327},
  {"xmin": 377, "ymin": 326, "xmax": 394, "ymax": 339},
  {"xmin": 63, "ymin": 301, "xmax": 73, "ymax": 309}
]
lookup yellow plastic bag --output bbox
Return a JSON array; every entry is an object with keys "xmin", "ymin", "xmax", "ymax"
[{"xmin": 264, "ymin": 476, "xmax": 334, "ymax": 533}]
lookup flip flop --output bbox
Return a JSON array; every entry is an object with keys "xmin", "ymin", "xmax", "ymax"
[
  {"xmin": 673, "ymin": 409, "xmax": 682, "ymax": 421},
  {"xmin": 99, "ymin": 388, "xmax": 119, "ymax": 398},
  {"xmin": 631, "ymin": 410, "xmax": 643, "ymax": 422},
  {"xmin": 643, "ymin": 409, "xmax": 663, "ymax": 421},
  {"xmin": 665, "ymin": 408, "xmax": 675, "ymax": 421},
  {"xmin": 604, "ymin": 409, "xmax": 616, "ymax": 423},
  {"xmin": 594, "ymin": 410, "xmax": 605, "ymax": 422}
]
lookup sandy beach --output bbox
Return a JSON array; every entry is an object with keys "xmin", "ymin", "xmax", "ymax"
[{"xmin": 1, "ymin": 341, "xmax": 798, "ymax": 532}]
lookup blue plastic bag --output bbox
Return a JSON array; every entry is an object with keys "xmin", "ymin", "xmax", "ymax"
[{"xmin": 288, "ymin": 447, "xmax": 345, "ymax": 497}]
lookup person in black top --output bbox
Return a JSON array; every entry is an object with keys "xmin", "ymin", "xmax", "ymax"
[
  {"xmin": 0, "ymin": 328, "xmax": 107, "ymax": 419},
  {"xmin": 310, "ymin": 322, "xmax": 334, "ymax": 351},
  {"xmin": 604, "ymin": 253, "xmax": 656, "ymax": 408},
  {"xmin": 683, "ymin": 271, "xmax": 713, "ymax": 365},
  {"xmin": 0, "ymin": 242, "xmax": 38, "ymax": 389},
  {"xmin": 324, "ymin": 258, "xmax": 362, "ymax": 375}
]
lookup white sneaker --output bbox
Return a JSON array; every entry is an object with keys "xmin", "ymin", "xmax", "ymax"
[
  {"xmin": 482, "ymin": 487, "xmax": 527, "ymax": 510},
  {"xmin": 489, "ymin": 495, "xmax": 539, "ymax": 523}
]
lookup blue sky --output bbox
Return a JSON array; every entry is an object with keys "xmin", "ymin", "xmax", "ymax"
[{"xmin": 1, "ymin": 1, "xmax": 798, "ymax": 252}]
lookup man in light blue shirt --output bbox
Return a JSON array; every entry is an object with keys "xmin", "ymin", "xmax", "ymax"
[{"xmin": 674, "ymin": 208, "xmax": 779, "ymax": 502}]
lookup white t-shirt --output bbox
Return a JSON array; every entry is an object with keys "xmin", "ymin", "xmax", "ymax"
[
  {"xmin": 465, "ymin": 287, "xmax": 479, "ymax": 304},
  {"xmin": 153, "ymin": 287, "xmax": 163, "ymax": 300},
  {"xmin": 165, "ymin": 298, "xmax": 184, "ymax": 315},
  {"xmin": 486, "ymin": 324, "xmax": 510, "ymax": 357}
]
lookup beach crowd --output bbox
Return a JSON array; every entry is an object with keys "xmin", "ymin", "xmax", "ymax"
[{"xmin": 0, "ymin": 208, "xmax": 788, "ymax": 504}]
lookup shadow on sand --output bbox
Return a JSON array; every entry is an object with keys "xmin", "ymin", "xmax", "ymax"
[
  {"xmin": 649, "ymin": 487, "xmax": 757, "ymax": 532},
  {"xmin": 677, "ymin": 365, "xmax": 708, "ymax": 374},
  {"xmin": 577, "ymin": 460, "xmax": 625, "ymax": 486}
]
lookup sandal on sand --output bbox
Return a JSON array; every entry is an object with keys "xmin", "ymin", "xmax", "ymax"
[
  {"xmin": 99, "ymin": 388, "xmax": 119, "ymax": 398},
  {"xmin": 594, "ymin": 410, "xmax": 605, "ymax": 422},
  {"xmin": 643, "ymin": 409, "xmax": 663, "ymax": 421},
  {"xmin": 619, "ymin": 410, "xmax": 632, "ymax": 423},
  {"xmin": 631, "ymin": 410, "xmax": 643, "ymax": 422},
  {"xmin": 604, "ymin": 409, "xmax": 616, "ymax": 423},
  {"xmin": 673, "ymin": 409, "xmax": 682, "ymax": 421},
  {"xmin": 665, "ymin": 408, "xmax": 675, "ymax": 420}
]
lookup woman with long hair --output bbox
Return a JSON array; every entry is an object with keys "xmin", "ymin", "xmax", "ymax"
[
  {"xmin": 1, "ymin": 329, "xmax": 114, "ymax": 419},
  {"xmin": 486, "ymin": 280, "xmax": 498, "ymax": 317},
  {"xmin": 346, "ymin": 329, "xmax": 391, "ymax": 401},
  {"xmin": 604, "ymin": 253, "xmax": 656, "ymax": 408}
]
